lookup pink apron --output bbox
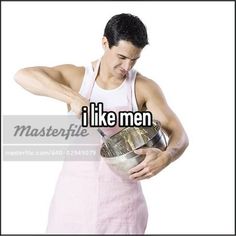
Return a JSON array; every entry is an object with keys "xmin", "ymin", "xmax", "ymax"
[{"xmin": 46, "ymin": 60, "xmax": 148, "ymax": 234}]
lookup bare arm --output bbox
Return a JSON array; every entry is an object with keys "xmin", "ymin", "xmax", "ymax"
[
  {"xmin": 14, "ymin": 64, "xmax": 88, "ymax": 115},
  {"xmin": 143, "ymin": 78, "xmax": 189, "ymax": 162},
  {"xmin": 129, "ymin": 75, "xmax": 189, "ymax": 180}
]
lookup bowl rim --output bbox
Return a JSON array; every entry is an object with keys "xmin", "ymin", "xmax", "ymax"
[{"xmin": 100, "ymin": 120, "xmax": 164, "ymax": 159}]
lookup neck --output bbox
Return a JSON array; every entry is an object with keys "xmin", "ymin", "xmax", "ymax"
[{"xmin": 99, "ymin": 57, "xmax": 112, "ymax": 80}]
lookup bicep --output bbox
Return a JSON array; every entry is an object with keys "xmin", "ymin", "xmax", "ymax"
[
  {"xmin": 29, "ymin": 65, "xmax": 69, "ymax": 86},
  {"xmin": 36, "ymin": 64, "xmax": 84, "ymax": 91},
  {"xmin": 145, "ymin": 82, "xmax": 181, "ymax": 136},
  {"xmin": 53, "ymin": 64, "xmax": 85, "ymax": 92}
]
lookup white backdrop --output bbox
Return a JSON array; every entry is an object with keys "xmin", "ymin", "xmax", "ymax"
[{"xmin": 2, "ymin": 1, "xmax": 234, "ymax": 234}]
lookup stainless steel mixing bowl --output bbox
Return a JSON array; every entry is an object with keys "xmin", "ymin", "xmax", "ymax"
[{"xmin": 100, "ymin": 120, "xmax": 168, "ymax": 177}]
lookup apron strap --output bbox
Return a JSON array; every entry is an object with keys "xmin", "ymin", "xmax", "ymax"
[
  {"xmin": 85, "ymin": 59, "xmax": 101, "ymax": 100},
  {"xmin": 85, "ymin": 58, "xmax": 134, "ymax": 112}
]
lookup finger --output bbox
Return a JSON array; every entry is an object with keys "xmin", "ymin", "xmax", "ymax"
[
  {"xmin": 133, "ymin": 148, "xmax": 148, "ymax": 155},
  {"xmin": 134, "ymin": 147, "xmax": 162, "ymax": 156},
  {"xmin": 128, "ymin": 161, "xmax": 147, "ymax": 174},
  {"xmin": 129, "ymin": 168, "xmax": 147, "ymax": 179},
  {"xmin": 131, "ymin": 171, "xmax": 153, "ymax": 181},
  {"xmin": 133, "ymin": 172, "xmax": 153, "ymax": 181}
]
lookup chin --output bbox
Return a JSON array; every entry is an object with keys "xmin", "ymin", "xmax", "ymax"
[
  {"xmin": 115, "ymin": 70, "xmax": 126, "ymax": 79},
  {"xmin": 117, "ymin": 74, "xmax": 126, "ymax": 80}
]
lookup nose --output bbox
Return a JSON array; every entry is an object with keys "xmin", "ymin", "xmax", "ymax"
[{"xmin": 122, "ymin": 59, "xmax": 133, "ymax": 71}]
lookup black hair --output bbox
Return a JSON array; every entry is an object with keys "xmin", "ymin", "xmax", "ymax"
[{"xmin": 104, "ymin": 13, "xmax": 149, "ymax": 49}]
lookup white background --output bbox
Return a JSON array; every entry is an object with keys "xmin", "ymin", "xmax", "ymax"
[{"xmin": 1, "ymin": 1, "xmax": 235, "ymax": 234}]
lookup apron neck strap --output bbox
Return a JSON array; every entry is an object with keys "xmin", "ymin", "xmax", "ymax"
[
  {"xmin": 85, "ymin": 59, "xmax": 101, "ymax": 100},
  {"xmin": 86, "ymin": 58, "xmax": 134, "ymax": 112}
]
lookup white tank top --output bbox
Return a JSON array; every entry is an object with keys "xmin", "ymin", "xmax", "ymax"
[{"xmin": 79, "ymin": 61, "xmax": 139, "ymax": 112}]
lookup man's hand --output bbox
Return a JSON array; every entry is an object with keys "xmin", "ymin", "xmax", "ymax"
[
  {"xmin": 128, "ymin": 148, "xmax": 172, "ymax": 181},
  {"xmin": 69, "ymin": 94, "xmax": 89, "ymax": 117}
]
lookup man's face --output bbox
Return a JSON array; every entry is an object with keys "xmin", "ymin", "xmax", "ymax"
[{"xmin": 103, "ymin": 39, "xmax": 143, "ymax": 78}]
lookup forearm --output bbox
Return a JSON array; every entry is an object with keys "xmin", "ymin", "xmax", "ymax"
[
  {"xmin": 43, "ymin": 82, "xmax": 80, "ymax": 105},
  {"xmin": 165, "ymin": 127, "xmax": 189, "ymax": 163},
  {"xmin": 14, "ymin": 67, "xmax": 78, "ymax": 104}
]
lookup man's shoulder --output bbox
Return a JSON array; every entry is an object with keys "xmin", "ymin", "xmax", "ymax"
[
  {"xmin": 134, "ymin": 72, "xmax": 162, "ymax": 110},
  {"xmin": 135, "ymin": 72, "xmax": 164, "ymax": 99},
  {"xmin": 136, "ymin": 72, "xmax": 159, "ymax": 88}
]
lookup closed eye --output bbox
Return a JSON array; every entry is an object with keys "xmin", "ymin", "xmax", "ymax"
[
  {"xmin": 118, "ymin": 55, "xmax": 126, "ymax": 60},
  {"xmin": 118, "ymin": 55, "xmax": 139, "ymax": 62}
]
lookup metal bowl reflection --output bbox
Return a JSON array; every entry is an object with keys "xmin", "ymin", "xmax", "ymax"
[{"xmin": 100, "ymin": 120, "xmax": 168, "ymax": 177}]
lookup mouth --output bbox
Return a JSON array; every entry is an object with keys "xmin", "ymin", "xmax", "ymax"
[{"xmin": 119, "ymin": 68, "xmax": 128, "ymax": 76}]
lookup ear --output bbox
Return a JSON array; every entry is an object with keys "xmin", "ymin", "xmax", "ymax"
[{"xmin": 102, "ymin": 36, "xmax": 109, "ymax": 50}]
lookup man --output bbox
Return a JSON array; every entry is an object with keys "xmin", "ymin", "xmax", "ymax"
[{"xmin": 15, "ymin": 13, "xmax": 189, "ymax": 234}]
